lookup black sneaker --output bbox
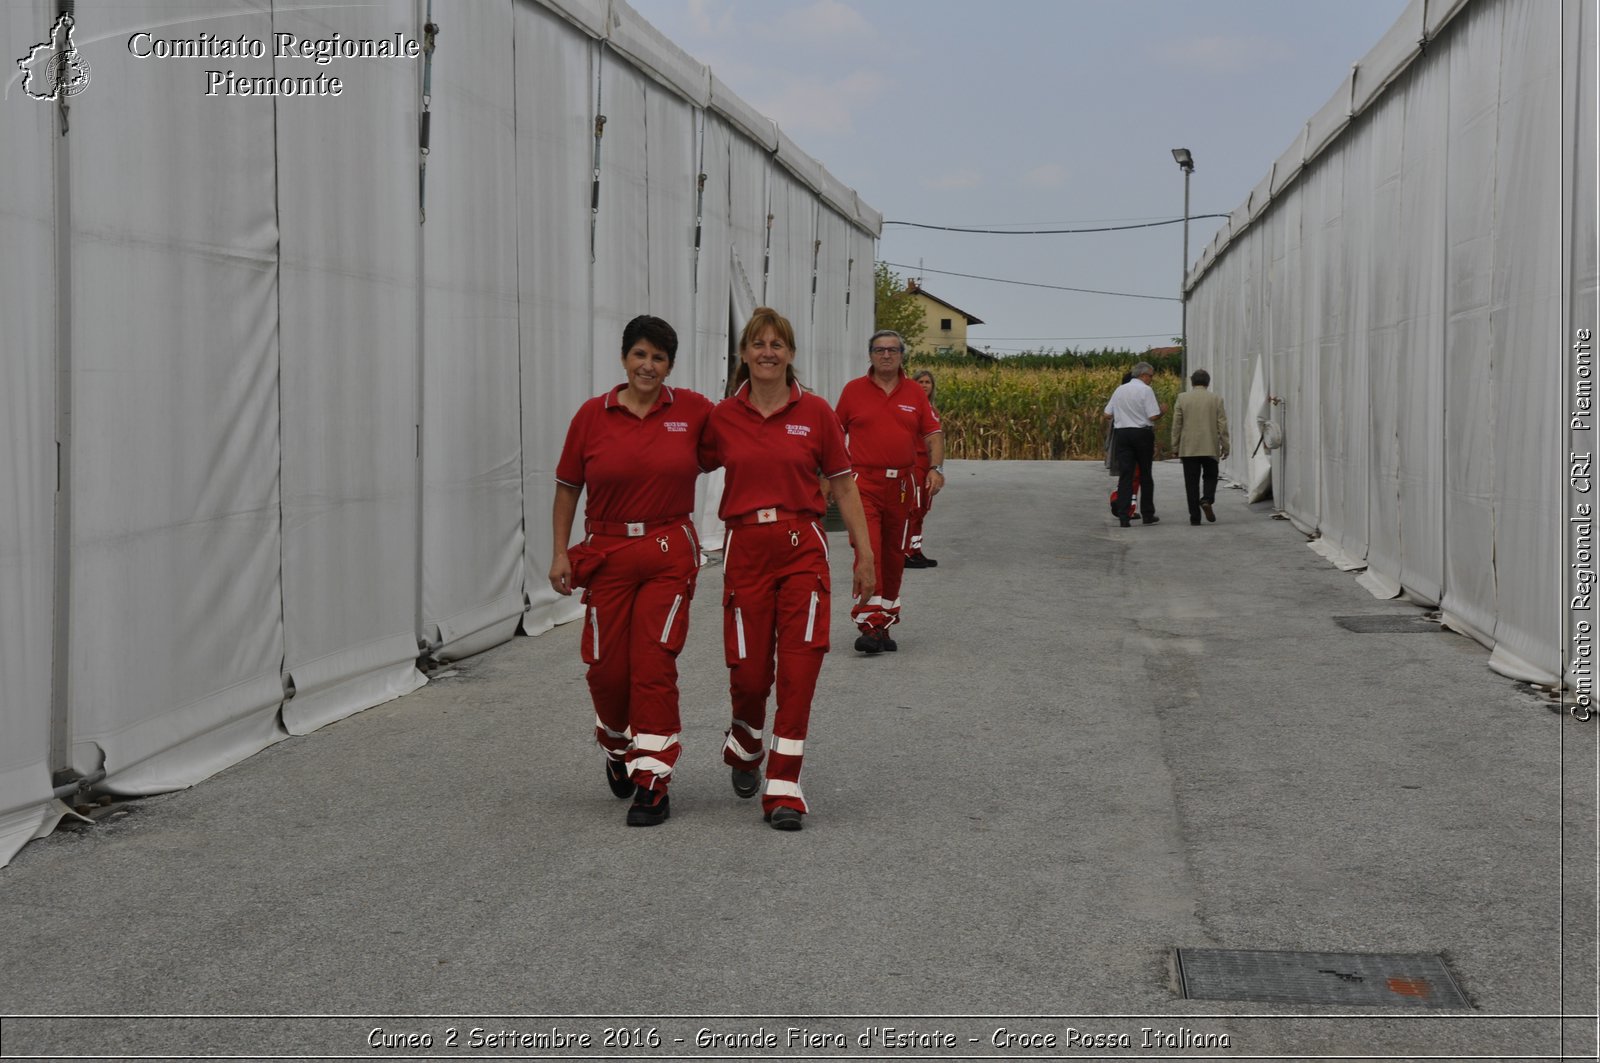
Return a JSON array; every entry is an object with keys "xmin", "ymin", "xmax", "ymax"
[
  {"xmin": 605, "ymin": 759, "xmax": 635, "ymax": 799},
  {"xmin": 854, "ymin": 631, "xmax": 883, "ymax": 654},
  {"xmin": 903, "ymin": 552, "xmax": 928, "ymax": 569},
  {"xmin": 766, "ymin": 806, "xmax": 803, "ymax": 831},
  {"xmin": 626, "ymin": 787, "xmax": 669, "ymax": 826},
  {"xmin": 731, "ymin": 767, "xmax": 760, "ymax": 799},
  {"xmin": 1142, "ymin": 514, "xmax": 1160, "ymax": 525},
  {"xmin": 879, "ymin": 631, "xmax": 898, "ymax": 652},
  {"xmin": 917, "ymin": 554, "xmax": 938, "ymax": 568}
]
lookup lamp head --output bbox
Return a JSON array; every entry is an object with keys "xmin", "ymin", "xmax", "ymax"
[{"xmin": 1171, "ymin": 147, "xmax": 1194, "ymax": 173}]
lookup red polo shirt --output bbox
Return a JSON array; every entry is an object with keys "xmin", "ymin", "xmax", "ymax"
[
  {"xmin": 702, "ymin": 381, "xmax": 853, "ymax": 519},
  {"xmin": 555, "ymin": 384, "xmax": 713, "ymax": 523},
  {"xmin": 835, "ymin": 371, "xmax": 942, "ymax": 469}
]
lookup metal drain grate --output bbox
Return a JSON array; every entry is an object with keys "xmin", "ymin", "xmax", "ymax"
[
  {"xmin": 1176, "ymin": 949, "xmax": 1469, "ymax": 1008},
  {"xmin": 1333, "ymin": 615, "xmax": 1442, "ymax": 634}
]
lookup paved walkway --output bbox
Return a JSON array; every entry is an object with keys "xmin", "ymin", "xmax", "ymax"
[{"xmin": 1, "ymin": 460, "xmax": 1592, "ymax": 1061}]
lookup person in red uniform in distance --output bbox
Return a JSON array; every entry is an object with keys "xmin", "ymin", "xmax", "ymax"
[
  {"xmin": 549, "ymin": 315, "xmax": 713, "ymax": 827},
  {"xmin": 903, "ymin": 369, "xmax": 940, "ymax": 569},
  {"xmin": 700, "ymin": 307, "xmax": 874, "ymax": 831},
  {"xmin": 834, "ymin": 330, "xmax": 945, "ymax": 653}
]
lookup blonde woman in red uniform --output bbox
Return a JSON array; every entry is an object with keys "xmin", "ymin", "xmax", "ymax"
[
  {"xmin": 700, "ymin": 307, "xmax": 874, "ymax": 831},
  {"xmin": 550, "ymin": 315, "xmax": 713, "ymax": 827}
]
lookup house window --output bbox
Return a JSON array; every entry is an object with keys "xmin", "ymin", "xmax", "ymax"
[{"xmin": 940, "ymin": 318, "xmax": 952, "ymax": 331}]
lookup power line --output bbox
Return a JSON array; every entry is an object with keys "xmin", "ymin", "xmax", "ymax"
[
  {"xmin": 883, "ymin": 261, "xmax": 1178, "ymax": 303},
  {"xmin": 882, "ymin": 214, "xmax": 1231, "ymax": 235}
]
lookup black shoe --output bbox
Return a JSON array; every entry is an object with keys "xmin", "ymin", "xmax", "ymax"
[
  {"xmin": 1202, "ymin": 502, "xmax": 1216, "ymax": 522},
  {"xmin": 1191, "ymin": 519, "xmax": 1201, "ymax": 525},
  {"xmin": 854, "ymin": 631, "xmax": 883, "ymax": 654},
  {"xmin": 917, "ymin": 554, "xmax": 938, "ymax": 567},
  {"xmin": 1142, "ymin": 515, "xmax": 1160, "ymax": 525},
  {"xmin": 1119, "ymin": 516, "xmax": 1131, "ymax": 528},
  {"xmin": 626, "ymin": 787, "xmax": 669, "ymax": 826},
  {"xmin": 879, "ymin": 632, "xmax": 898, "ymax": 652},
  {"xmin": 903, "ymin": 553, "xmax": 928, "ymax": 569},
  {"xmin": 766, "ymin": 806, "xmax": 803, "ymax": 831},
  {"xmin": 731, "ymin": 767, "xmax": 760, "ymax": 799},
  {"xmin": 605, "ymin": 759, "xmax": 635, "ymax": 799}
]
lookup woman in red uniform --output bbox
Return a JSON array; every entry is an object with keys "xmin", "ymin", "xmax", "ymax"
[
  {"xmin": 904, "ymin": 369, "xmax": 940, "ymax": 569},
  {"xmin": 549, "ymin": 315, "xmax": 713, "ymax": 827},
  {"xmin": 700, "ymin": 307, "xmax": 874, "ymax": 831}
]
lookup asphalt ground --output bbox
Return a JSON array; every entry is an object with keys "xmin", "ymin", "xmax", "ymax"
[{"xmin": 0, "ymin": 459, "xmax": 1594, "ymax": 1063}]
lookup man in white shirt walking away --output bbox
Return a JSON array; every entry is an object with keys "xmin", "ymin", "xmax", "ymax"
[{"xmin": 1103, "ymin": 361, "xmax": 1165, "ymax": 528}]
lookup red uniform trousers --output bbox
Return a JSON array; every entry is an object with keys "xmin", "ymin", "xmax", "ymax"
[
  {"xmin": 906, "ymin": 455, "xmax": 932, "ymax": 556},
  {"xmin": 720, "ymin": 518, "xmax": 831, "ymax": 816},
  {"xmin": 850, "ymin": 468, "xmax": 912, "ymax": 632},
  {"xmin": 578, "ymin": 520, "xmax": 699, "ymax": 792}
]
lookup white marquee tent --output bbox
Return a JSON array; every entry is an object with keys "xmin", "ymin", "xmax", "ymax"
[
  {"xmin": 1185, "ymin": 0, "xmax": 1594, "ymax": 691},
  {"xmin": 0, "ymin": 0, "xmax": 881, "ymax": 868}
]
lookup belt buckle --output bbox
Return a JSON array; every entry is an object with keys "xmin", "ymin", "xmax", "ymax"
[
  {"xmin": 626, "ymin": 522, "xmax": 645, "ymax": 537},
  {"xmin": 885, "ymin": 468, "xmax": 898, "ymax": 479},
  {"xmin": 757, "ymin": 508, "xmax": 778, "ymax": 524}
]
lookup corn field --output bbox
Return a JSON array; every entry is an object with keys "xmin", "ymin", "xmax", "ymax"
[{"xmin": 927, "ymin": 365, "xmax": 1182, "ymax": 461}]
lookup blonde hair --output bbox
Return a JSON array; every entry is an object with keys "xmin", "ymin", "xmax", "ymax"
[{"xmin": 732, "ymin": 307, "xmax": 798, "ymax": 389}]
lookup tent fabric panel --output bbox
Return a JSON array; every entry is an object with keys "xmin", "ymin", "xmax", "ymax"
[
  {"xmin": 66, "ymin": 0, "xmax": 286, "ymax": 790},
  {"xmin": 1567, "ymin": 0, "xmax": 1600, "ymax": 687},
  {"xmin": 1305, "ymin": 71, "xmax": 1356, "ymax": 160},
  {"xmin": 811, "ymin": 206, "xmax": 855, "ymax": 404},
  {"xmin": 774, "ymin": 128, "xmax": 824, "ymax": 198},
  {"xmin": 1360, "ymin": 86, "xmax": 1408, "ymax": 595},
  {"xmin": 763, "ymin": 166, "xmax": 817, "ymax": 386},
  {"xmin": 592, "ymin": 58, "xmax": 651, "ymax": 394},
  {"xmin": 420, "ymin": 0, "xmax": 528, "ymax": 663},
  {"xmin": 605, "ymin": 0, "xmax": 710, "ymax": 107},
  {"xmin": 0, "ymin": 0, "xmax": 64, "ymax": 868},
  {"xmin": 1439, "ymin": 0, "xmax": 1503, "ymax": 648},
  {"xmin": 517, "ymin": 4, "xmax": 594, "ymax": 637},
  {"xmin": 1485, "ymin": 0, "xmax": 1563, "ymax": 683},
  {"xmin": 708, "ymin": 72, "xmax": 776, "ymax": 152},
  {"xmin": 276, "ymin": 0, "xmax": 426, "ymax": 731},
  {"xmin": 1392, "ymin": 55, "xmax": 1449, "ymax": 605},
  {"xmin": 691, "ymin": 115, "xmax": 735, "ymax": 544},
  {"xmin": 532, "ymin": 0, "xmax": 608, "ymax": 40},
  {"xmin": 1351, "ymin": 0, "xmax": 1427, "ymax": 115},
  {"xmin": 643, "ymin": 87, "xmax": 698, "ymax": 389}
]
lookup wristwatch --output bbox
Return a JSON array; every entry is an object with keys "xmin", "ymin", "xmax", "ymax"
[{"xmin": 930, "ymin": 465, "xmax": 944, "ymax": 474}]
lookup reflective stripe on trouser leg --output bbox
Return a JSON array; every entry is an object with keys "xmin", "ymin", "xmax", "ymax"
[
  {"xmin": 852, "ymin": 476, "xmax": 911, "ymax": 631},
  {"xmin": 627, "ymin": 567, "xmax": 694, "ymax": 789},
  {"xmin": 629, "ymin": 730, "xmax": 682, "ymax": 789},
  {"xmin": 763, "ymin": 650, "xmax": 822, "ymax": 814}
]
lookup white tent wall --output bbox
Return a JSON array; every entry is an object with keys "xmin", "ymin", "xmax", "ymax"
[
  {"xmin": 276, "ymin": 1, "xmax": 428, "ymax": 735},
  {"xmin": 67, "ymin": 0, "xmax": 286, "ymax": 790},
  {"xmin": 1567, "ymin": 0, "xmax": 1599, "ymax": 694},
  {"xmin": 813, "ymin": 206, "xmax": 855, "ymax": 401},
  {"xmin": 515, "ymin": 4, "xmax": 593, "ymax": 638},
  {"xmin": 0, "ymin": 0, "xmax": 64, "ymax": 866},
  {"xmin": 0, "ymin": 0, "xmax": 878, "ymax": 869},
  {"xmin": 1485, "ymin": 0, "xmax": 1563, "ymax": 682},
  {"xmin": 1187, "ymin": 0, "xmax": 1572, "ymax": 684},
  {"xmin": 419, "ymin": 0, "xmax": 527, "ymax": 663},
  {"xmin": 690, "ymin": 113, "xmax": 735, "ymax": 544}
]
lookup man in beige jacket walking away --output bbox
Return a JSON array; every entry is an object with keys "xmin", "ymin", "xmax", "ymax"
[{"xmin": 1170, "ymin": 368, "xmax": 1230, "ymax": 525}]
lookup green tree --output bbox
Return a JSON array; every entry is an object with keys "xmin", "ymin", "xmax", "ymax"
[{"xmin": 873, "ymin": 262, "xmax": 927, "ymax": 353}]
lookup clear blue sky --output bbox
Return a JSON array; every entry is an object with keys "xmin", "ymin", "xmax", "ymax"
[{"xmin": 628, "ymin": 0, "xmax": 1412, "ymax": 354}]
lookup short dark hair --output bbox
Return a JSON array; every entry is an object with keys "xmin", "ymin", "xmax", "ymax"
[
  {"xmin": 621, "ymin": 315, "xmax": 679, "ymax": 367},
  {"xmin": 1190, "ymin": 368, "xmax": 1210, "ymax": 387}
]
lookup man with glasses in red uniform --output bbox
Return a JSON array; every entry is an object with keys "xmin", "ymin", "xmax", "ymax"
[{"xmin": 834, "ymin": 330, "xmax": 945, "ymax": 654}]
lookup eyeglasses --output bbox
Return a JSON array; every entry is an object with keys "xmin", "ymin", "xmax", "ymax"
[{"xmin": 870, "ymin": 346, "xmax": 903, "ymax": 355}]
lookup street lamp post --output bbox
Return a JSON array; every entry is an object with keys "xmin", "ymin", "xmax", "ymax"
[{"xmin": 1171, "ymin": 147, "xmax": 1194, "ymax": 376}]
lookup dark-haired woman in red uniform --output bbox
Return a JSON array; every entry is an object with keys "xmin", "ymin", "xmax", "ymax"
[
  {"xmin": 700, "ymin": 307, "xmax": 873, "ymax": 831},
  {"xmin": 550, "ymin": 315, "xmax": 712, "ymax": 828}
]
